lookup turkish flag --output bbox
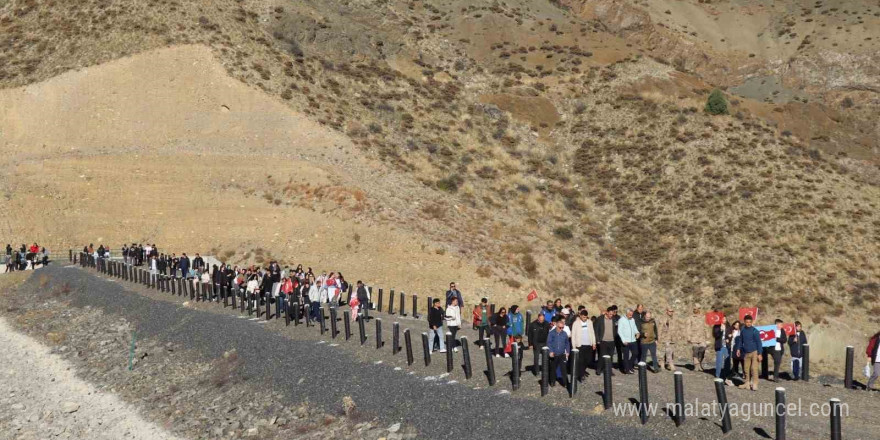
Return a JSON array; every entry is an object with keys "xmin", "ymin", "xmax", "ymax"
[
  {"xmin": 526, "ymin": 289, "xmax": 538, "ymax": 302},
  {"xmin": 781, "ymin": 323, "xmax": 795, "ymax": 337},
  {"xmin": 739, "ymin": 307, "xmax": 759, "ymax": 322},
  {"xmin": 705, "ymin": 311, "xmax": 724, "ymax": 326}
]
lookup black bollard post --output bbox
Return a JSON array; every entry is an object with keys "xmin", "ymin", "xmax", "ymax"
[
  {"xmin": 525, "ymin": 310, "xmax": 532, "ymax": 347},
  {"xmin": 275, "ymin": 296, "xmax": 282, "ymax": 320},
  {"xmin": 292, "ymin": 302, "xmax": 300, "ymax": 326},
  {"xmin": 715, "ymin": 378, "xmax": 732, "ymax": 434},
  {"xmin": 224, "ymin": 286, "xmax": 229, "ymax": 308},
  {"xmin": 405, "ymin": 329, "xmax": 414, "ymax": 366},
  {"xmin": 330, "ymin": 307, "xmax": 338, "ymax": 338},
  {"xmin": 346, "ymin": 284, "xmax": 353, "ymax": 304},
  {"xmin": 388, "ymin": 288, "xmax": 395, "ymax": 314},
  {"xmin": 69, "ymin": 249, "xmax": 72, "ymax": 262},
  {"xmin": 343, "ymin": 311, "xmax": 350, "ymax": 339},
  {"xmin": 319, "ymin": 307, "xmax": 326, "ymax": 334},
  {"xmin": 603, "ymin": 355, "xmax": 613, "ymax": 410},
  {"xmin": 304, "ymin": 304, "xmax": 312, "ymax": 326},
  {"xmin": 427, "ymin": 296, "xmax": 433, "ymax": 317},
  {"xmin": 399, "ymin": 292, "xmax": 406, "ymax": 316},
  {"xmin": 392, "ymin": 322, "xmax": 400, "ymax": 355},
  {"xmin": 638, "ymin": 362, "xmax": 649, "ymax": 424},
  {"xmin": 512, "ymin": 343, "xmax": 521, "ymax": 391},
  {"xmin": 364, "ymin": 287, "xmax": 372, "ymax": 320},
  {"xmin": 673, "ymin": 371, "xmax": 685, "ymax": 427},
  {"xmin": 358, "ymin": 314, "xmax": 366, "ymax": 344},
  {"xmin": 412, "ymin": 295, "xmax": 419, "ymax": 319},
  {"xmin": 375, "ymin": 318, "xmax": 383, "ymax": 349},
  {"xmin": 445, "ymin": 332, "xmax": 454, "ymax": 373},
  {"xmin": 775, "ymin": 387, "xmax": 786, "ymax": 440},
  {"xmin": 489, "ymin": 303, "xmax": 495, "ymax": 316},
  {"xmin": 803, "ymin": 344, "xmax": 810, "ymax": 382},
  {"xmin": 461, "ymin": 336, "xmax": 472, "ymax": 379},
  {"xmin": 189, "ymin": 281, "xmax": 195, "ymax": 301},
  {"xmin": 285, "ymin": 298, "xmax": 291, "ymax": 326},
  {"xmin": 844, "ymin": 346, "xmax": 854, "ymax": 390},
  {"xmin": 485, "ymin": 338, "xmax": 496, "ymax": 386},
  {"xmin": 541, "ymin": 347, "xmax": 550, "ymax": 396},
  {"xmin": 830, "ymin": 398, "xmax": 842, "ymax": 440},
  {"xmin": 569, "ymin": 348, "xmax": 579, "ymax": 397},
  {"xmin": 421, "ymin": 332, "xmax": 431, "ymax": 366},
  {"xmin": 377, "ymin": 288, "xmax": 384, "ymax": 314},
  {"xmin": 533, "ymin": 345, "xmax": 540, "ymax": 376}
]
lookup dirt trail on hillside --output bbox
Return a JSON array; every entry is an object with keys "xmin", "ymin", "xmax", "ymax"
[{"xmin": 0, "ymin": 316, "xmax": 183, "ymax": 440}]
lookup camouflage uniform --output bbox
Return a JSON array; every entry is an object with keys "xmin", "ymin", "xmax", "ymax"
[
  {"xmin": 661, "ymin": 313, "xmax": 680, "ymax": 370},
  {"xmin": 686, "ymin": 313, "xmax": 709, "ymax": 371}
]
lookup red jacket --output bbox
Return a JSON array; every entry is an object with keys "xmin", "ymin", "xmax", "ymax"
[{"xmin": 867, "ymin": 334, "xmax": 880, "ymax": 360}]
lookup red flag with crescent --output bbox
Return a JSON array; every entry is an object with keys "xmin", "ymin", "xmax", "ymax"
[
  {"xmin": 526, "ymin": 289, "xmax": 538, "ymax": 302},
  {"xmin": 705, "ymin": 311, "xmax": 724, "ymax": 326},
  {"xmin": 739, "ymin": 307, "xmax": 758, "ymax": 322},
  {"xmin": 781, "ymin": 323, "xmax": 795, "ymax": 337}
]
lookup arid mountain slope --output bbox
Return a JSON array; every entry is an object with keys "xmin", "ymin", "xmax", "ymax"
[{"xmin": 0, "ymin": 0, "xmax": 877, "ymax": 334}]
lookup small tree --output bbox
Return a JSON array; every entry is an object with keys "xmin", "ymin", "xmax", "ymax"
[{"xmin": 705, "ymin": 89, "xmax": 729, "ymax": 115}]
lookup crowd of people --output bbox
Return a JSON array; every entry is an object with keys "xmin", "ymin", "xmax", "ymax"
[
  {"xmin": 4, "ymin": 243, "xmax": 50, "ymax": 272},
  {"xmin": 430, "ymin": 290, "xmax": 875, "ymax": 392},
  {"xmin": 82, "ymin": 243, "xmax": 880, "ymax": 392}
]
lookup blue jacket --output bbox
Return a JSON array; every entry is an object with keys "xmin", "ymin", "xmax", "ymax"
[
  {"xmin": 541, "ymin": 308, "xmax": 556, "ymax": 323},
  {"xmin": 739, "ymin": 326, "xmax": 763, "ymax": 354},
  {"xmin": 507, "ymin": 312, "xmax": 524, "ymax": 336},
  {"xmin": 546, "ymin": 328, "xmax": 570, "ymax": 356}
]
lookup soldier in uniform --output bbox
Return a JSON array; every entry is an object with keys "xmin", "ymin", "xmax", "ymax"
[
  {"xmin": 686, "ymin": 306, "xmax": 709, "ymax": 371},
  {"xmin": 661, "ymin": 308, "xmax": 679, "ymax": 371}
]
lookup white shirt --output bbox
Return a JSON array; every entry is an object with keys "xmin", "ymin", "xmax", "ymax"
[
  {"xmin": 579, "ymin": 321, "xmax": 592, "ymax": 346},
  {"xmin": 445, "ymin": 306, "xmax": 462, "ymax": 327},
  {"xmin": 775, "ymin": 328, "xmax": 783, "ymax": 351},
  {"xmin": 563, "ymin": 325, "xmax": 571, "ymax": 337},
  {"xmin": 875, "ymin": 346, "xmax": 880, "ymax": 363}
]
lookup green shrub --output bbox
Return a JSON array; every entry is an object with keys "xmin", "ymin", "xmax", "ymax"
[
  {"xmin": 553, "ymin": 226, "xmax": 574, "ymax": 240},
  {"xmin": 705, "ymin": 89, "xmax": 729, "ymax": 115}
]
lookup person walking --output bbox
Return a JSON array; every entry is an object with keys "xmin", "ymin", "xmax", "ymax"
[
  {"xmin": 787, "ymin": 321, "xmax": 807, "ymax": 381},
  {"xmin": 529, "ymin": 310, "xmax": 551, "ymax": 367},
  {"xmin": 736, "ymin": 315, "xmax": 763, "ymax": 391},
  {"xmin": 355, "ymin": 280, "xmax": 370, "ymax": 318},
  {"xmin": 445, "ymin": 297, "xmax": 462, "ymax": 352},
  {"xmin": 661, "ymin": 308, "xmax": 679, "ymax": 371},
  {"xmin": 771, "ymin": 319, "xmax": 787, "ymax": 382},
  {"xmin": 686, "ymin": 306, "xmax": 708, "ymax": 371},
  {"xmin": 639, "ymin": 311, "xmax": 660, "ymax": 373},
  {"xmin": 490, "ymin": 307, "xmax": 509, "ymax": 357},
  {"xmin": 178, "ymin": 253, "xmax": 190, "ymax": 279},
  {"xmin": 594, "ymin": 307, "xmax": 619, "ymax": 375},
  {"xmin": 428, "ymin": 298, "xmax": 446, "ymax": 353},
  {"xmin": 867, "ymin": 331, "xmax": 880, "ymax": 391},
  {"xmin": 473, "ymin": 298, "xmax": 490, "ymax": 347},
  {"xmin": 571, "ymin": 309, "xmax": 596, "ymax": 381},
  {"xmin": 508, "ymin": 305, "xmax": 525, "ymax": 343},
  {"xmin": 730, "ymin": 320, "xmax": 744, "ymax": 378},
  {"xmin": 546, "ymin": 316, "xmax": 570, "ymax": 388},
  {"xmin": 713, "ymin": 315, "xmax": 732, "ymax": 381},
  {"xmin": 618, "ymin": 308, "xmax": 640, "ymax": 374},
  {"xmin": 445, "ymin": 282, "xmax": 464, "ymax": 308}
]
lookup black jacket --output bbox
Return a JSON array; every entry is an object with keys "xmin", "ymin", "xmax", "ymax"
[
  {"xmin": 774, "ymin": 328, "xmax": 787, "ymax": 355},
  {"xmin": 788, "ymin": 331, "xmax": 807, "ymax": 357},
  {"xmin": 428, "ymin": 307, "xmax": 444, "ymax": 329},
  {"xmin": 593, "ymin": 316, "xmax": 620, "ymax": 343},
  {"xmin": 529, "ymin": 320, "xmax": 551, "ymax": 345},
  {"xmin": 713, "ymin": 324, "xmax": 732, "ymax": 351},
  {"xmin": 356, "ymin": 286, "xmax": 369, "ymax": 304}
]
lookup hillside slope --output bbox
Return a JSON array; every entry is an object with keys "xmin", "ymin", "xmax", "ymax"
[{"xmin": 0, "ymin": 0, "xmax": 877, "ymax": 329}]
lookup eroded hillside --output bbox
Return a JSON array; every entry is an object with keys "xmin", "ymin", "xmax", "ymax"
[{"xmin": 0, "ymin": 0, "xmax": 877, "ymax": 327}]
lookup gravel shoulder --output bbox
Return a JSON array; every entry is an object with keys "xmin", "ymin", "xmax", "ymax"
[{"xmin": 0, "ymin": 315, "xmax": 182, "ymax": 440}]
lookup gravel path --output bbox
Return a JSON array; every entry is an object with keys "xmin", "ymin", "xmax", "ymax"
[
  {"xmin": 42, "ymin": 264, "xmax": 660, "ymax": 440},
  {"xmin": 0, "ymin": 316, "xmax": 182, "ymax": 440}
]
